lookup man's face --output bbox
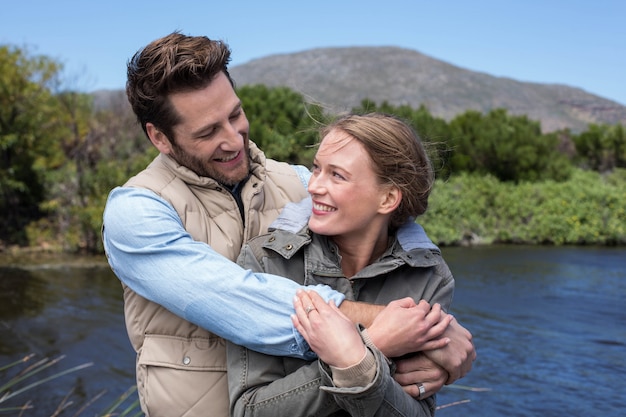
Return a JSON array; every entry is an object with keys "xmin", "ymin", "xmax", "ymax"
[{"xmin": 148, "ymin": 72, "xmax": 251, "ymax": 186}]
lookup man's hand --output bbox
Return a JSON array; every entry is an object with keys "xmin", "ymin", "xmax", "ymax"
[
  {"xmin": 393, "ymin": 354, "xmax": 448, "ymax": 399},
  {"xmin": 366, "ymin": 298, "xmax": 452, "ymax": 358},
  {"xmin": 423, "ymin": 314, "xmax": 476, "ymax": 384}
]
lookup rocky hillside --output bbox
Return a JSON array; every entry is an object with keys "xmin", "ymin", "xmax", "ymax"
[{"xmin": 230, "ymin": 46, "xmax": 626, "ymax": 133}]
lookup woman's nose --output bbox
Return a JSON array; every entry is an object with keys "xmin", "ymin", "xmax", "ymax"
[{"xmin": 307, "ymin": 174, "xmax": 324, "ymax": 195}]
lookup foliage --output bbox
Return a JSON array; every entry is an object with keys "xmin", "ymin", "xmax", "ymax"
[
  {"xmin": 0, "ymin": 354, "xmax": 143, "ymax": 416},
  {"xmin": 572, "ymin": 123, "xmax": 626, "ymax": 172},
  {"xmin": 420, "ymin": 168, "xmax": 626, "ymax": 246},
  {"xmin": 0, "ymin": 45, "xmax": 64, "ymax": 244},
  {"xmin": 1, "ymin": 44, "xmax": 625, "ymax": 252},
  {"xmin": 27, "ymin": 92, "xmax": 153, "ymax": 253},
  {"xmin": 237, "ymin": 84, "xmax": 326, "ymax": 165},
  {"xmin": 447, "ymin": 108, "xmax": 572, "ymax": 182}
]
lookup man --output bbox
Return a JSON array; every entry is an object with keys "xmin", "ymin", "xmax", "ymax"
[{"xmin": 103, "ymin": 31, "xmax": 474, "ymax": 417}]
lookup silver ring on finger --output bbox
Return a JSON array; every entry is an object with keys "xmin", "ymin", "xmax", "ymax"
[
  {"xmin": 305, "ymin": 305, "xmax": 316, "ymax": 317},
  {"xmin": 416, "ymin": 383, "xmax": 426, "ymax": 400}
]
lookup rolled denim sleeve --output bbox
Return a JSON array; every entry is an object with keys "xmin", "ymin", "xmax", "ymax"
[{"xmin": 102, "ymin": 186, "xmax": 344, "ymax": 359}]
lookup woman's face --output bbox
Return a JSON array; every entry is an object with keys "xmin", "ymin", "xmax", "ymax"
[{"xmin": 307, "ymin": 129, "xmax": 390, "ymax": 239}]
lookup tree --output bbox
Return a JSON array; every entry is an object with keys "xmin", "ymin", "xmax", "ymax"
[
  {"xmin": 448, "ymin": 108, "xmax": 571, "ymax": 182},
  {"xmin": 29, "ymin": 89, "xmax": 151, "ymax": 252},
  {"xmin": 573, "ymin": 123, "xmax": 626, "ymax": 172},
  {"xmin": 0, "ymin": 45, "xmax": 65, "ymax": 244},
  {"xmin": 237, "ymin": 85, "xmax": 325, "ymax": 165}
]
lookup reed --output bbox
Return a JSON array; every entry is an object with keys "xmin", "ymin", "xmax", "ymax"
[{"xmin": 0, "ymin": 354, "xmax": 142, "ymax": 416}]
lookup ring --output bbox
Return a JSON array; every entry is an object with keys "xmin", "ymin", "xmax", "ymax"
[
  {"xmin": 416, "ymin": 383, "xmax": 426, "ymax": 399},
  {"xmin": 305, "ymin": 305, "xmax": 316, "ymax": 316}
]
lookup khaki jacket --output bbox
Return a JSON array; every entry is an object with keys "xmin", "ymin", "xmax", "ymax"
[{"xmin": 122, "ymin": 143, "xmax": 308, "ymax": 417}]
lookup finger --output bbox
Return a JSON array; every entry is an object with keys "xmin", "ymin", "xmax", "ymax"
[
  {"xmin": 396, "ymin": 368, "xmax": 447, "ymax": 399},
  {"xmin": 291, "ymin": 313, "xmax": 304, "ymax": 334},
  {"xmin": 413, "ymin": 300, "xmax": 432, "ymax": 318},
  {"xmin": 394, "ymin": 354, "xmax": 426, "ymax": 375},
  {"xmin": 307, "ymin": 290, "xmax": 327, "ymax": 310},
  {"xmin": 293, "ymin": 292, "xmax": 305, "ymax": 315},
  {"xmin": 328, "ymin": 299, "xmax": 339, "ymax": 311},
  {"xmin": 293, "ymin": 293, "xmax": 313, "ymax": 327},
  {"xmin": 400, "ymin": 381, "xmax": 431, "ymax": 399},
  {"xmin": 296, "ymin": 290, "xmax": 320, "ymax": 318},
  {"xmin": 426, "ymin": 303, "xmax": 443, "ymax": 322},
  {"xmin": 296, "ymin": 289, "xmax": 314, "ymax": 310},
  {"xmin": 389, "ymin": 297, "xmax": 417, "ymax": 309},
  {"xmin": 424, "ymin": 313, "xmax": 454, "ymax": 340},
  {"xmin": 420, "ymin": 337, "xmax": 450, "ymax": 351}
]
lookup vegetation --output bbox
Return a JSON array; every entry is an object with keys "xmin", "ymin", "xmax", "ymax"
[
  {"xmin": 421, "ymin": 169, "xmax": 626, "ymax": 246},
  {"xmin": 0, "ymin": 354, "xmax": 141, "ymax": 416},
  {"xmin": 1, "ymin": 44, "xmax": 625, "ymax": 252}
]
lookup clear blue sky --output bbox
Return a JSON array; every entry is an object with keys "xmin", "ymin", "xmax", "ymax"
[{"xmin": 3, "ymin": 0, "xmax": 625, "ymax": 104}]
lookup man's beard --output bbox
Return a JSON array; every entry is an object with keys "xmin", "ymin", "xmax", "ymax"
[{"xmin": 170, "ymin": 144, "xmax": 251, "ymax": 187}]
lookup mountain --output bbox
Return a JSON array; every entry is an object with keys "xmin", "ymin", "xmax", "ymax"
[{"xmin": 230, "ymin": 46, "xmax": 626, "ymax": 133}]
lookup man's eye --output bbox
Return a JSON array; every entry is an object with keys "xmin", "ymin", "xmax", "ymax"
[{"xmin": 199, "ymin": 130, "xmax": 215, "ymax": 139}]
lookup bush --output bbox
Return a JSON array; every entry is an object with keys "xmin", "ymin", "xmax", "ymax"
[{"xmin": 420, "ymin": 169, "xmax": 626, "ymax": 246}]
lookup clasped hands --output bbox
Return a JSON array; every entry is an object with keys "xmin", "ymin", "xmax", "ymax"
[
  {"xmin": 293, "ymin": 291, "xmax": 475, "ymax": 399},
  {"xmin": 366, "ymin": 297, "xmax": 476, "ymax": 398}
]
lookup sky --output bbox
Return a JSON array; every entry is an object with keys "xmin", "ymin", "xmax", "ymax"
[{"xmin": 2, "ymin": 0, "xmax": 625, "ymax": 105}]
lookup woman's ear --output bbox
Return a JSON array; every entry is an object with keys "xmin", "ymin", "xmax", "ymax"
[
  {"xmin": 146, "ymin": 123, "xmax": 173, "ymax": 155},
  {"xmin": 379, "ymin": 187, "xmax": 402, "ymax": 214}
]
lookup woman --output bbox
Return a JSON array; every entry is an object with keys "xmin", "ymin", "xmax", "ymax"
[{"xmin": 228, "ymin": 113, "xmax": 459, "ymax": 416}]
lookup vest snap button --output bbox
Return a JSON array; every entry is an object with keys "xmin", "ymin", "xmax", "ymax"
[
  {"xmin": 285, "ymin": 244, "xmax": 293, "ymax": 250},
  {"xmin": 183, "ymin": 356, "xmax": 191, "ymax": 365}
]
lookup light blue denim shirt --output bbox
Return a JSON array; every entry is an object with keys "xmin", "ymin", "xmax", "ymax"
[{"xmin": 102, "ymin": 165, "xmax": 344, "ymax": 360}]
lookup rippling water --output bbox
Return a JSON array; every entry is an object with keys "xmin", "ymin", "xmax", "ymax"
[
  {"xmin": 1, "ymin": 246, "xmax": 624, "ymax": 416},
  {"xmin": 438, "ymin": 245, "xmax": 626, "ymax": 416}
]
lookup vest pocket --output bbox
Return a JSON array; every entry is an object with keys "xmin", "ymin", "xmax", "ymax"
[
  {"xmin": 139, "ymin": 333, "xmax": 227, "ymax": 370},
  {"xmin": 137, "ymin": 334, "xmax": 229, "ymax": 416}
]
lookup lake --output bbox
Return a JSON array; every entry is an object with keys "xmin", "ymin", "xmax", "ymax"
[{"xmin": 1, "ymin": 246, "xmax": 624, "ymax": 416}]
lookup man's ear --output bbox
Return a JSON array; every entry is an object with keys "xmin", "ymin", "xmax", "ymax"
[
  {"xmin": 379, "ymin": 187, "xmax": 402, "ymax": 214},
  {"xmin": 146, "ymin": 123, "xmax": 173, "ymax": 155}
]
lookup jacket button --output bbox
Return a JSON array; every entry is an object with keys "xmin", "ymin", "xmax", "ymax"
[
  {"xmin": 285, "ymin": 244, "xmax": 293, "ymax": 250},
  {"xmin": 183, "ymin": 356, "xmax": 191, "ymax": 365}
]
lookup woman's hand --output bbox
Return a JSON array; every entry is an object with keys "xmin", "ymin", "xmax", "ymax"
[
  {"xmin": 293, "ymin": 290, "xmax": 366, "ymax": 368},
  {"xmin": 367, "ymin": 298, "xmax": 452, "ymax": 358}
]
